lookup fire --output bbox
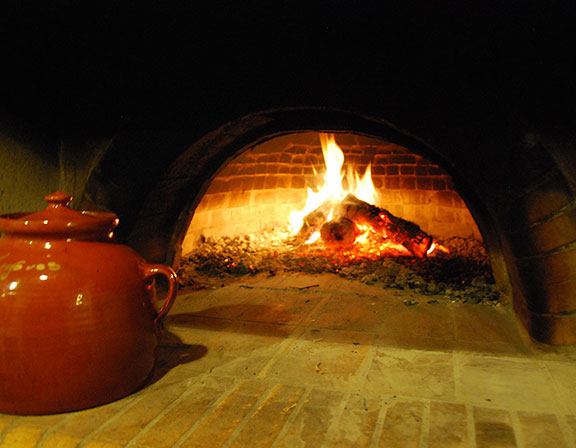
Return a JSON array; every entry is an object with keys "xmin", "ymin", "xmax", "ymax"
[
  {"xmin": 289, "ymin": 134, "xmax": 380, "ymax": 235},
  {"xmin": 289, "ymin": 133, "xmax": 448, "ymax": 258}
]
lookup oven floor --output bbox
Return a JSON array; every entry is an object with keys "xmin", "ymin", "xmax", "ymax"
[{"xmin": 2, "ymin": 273, "xmax": 576, "ymax": 447}]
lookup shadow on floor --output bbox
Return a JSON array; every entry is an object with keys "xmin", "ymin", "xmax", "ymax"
[
  {"xmin": 146, "ymin": 330, "xmax": 208, "ymax": 386},
  {"xmin": 166, "ymin": 304, "xmax": 296, "ymax": 326}
]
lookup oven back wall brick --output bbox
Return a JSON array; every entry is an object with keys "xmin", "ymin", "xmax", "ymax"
[{"xmin": 182, "ymin": 132, "xmax": 480, "ymax": 253}]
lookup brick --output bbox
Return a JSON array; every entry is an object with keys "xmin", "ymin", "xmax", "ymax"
[
  {"xmin": 275, "ymin": 175, "xmax": 291, "ymax": 189},
  {"xmin": 436, "ymin": 191, "xmax": 454, "ymax": 207},
  {"xmin": 218, "ymin": 165, "xmax": 236, "ymax": 176},
  {"xmin": 373, "ymin": 177, "xmax": 385, "ymax": 189},
  {"xmin": 227, "ymin": 177, "xmax": 243, "ymax": 191},
  {"xmin": 348, "ymin": 147, "xmax": 365, "ymax": 155},
  {"xmin": 277, "ymin": 389, "xmax": 346, "ymax": 447},
  {"xmin": 287, "ymin": 145, "xmax": 306, "ymax": 154},
  {"xmin": 386, "ymin": 177, "xmax": 400, "ymax": 189},
  {"xmin": 474, "ymin": 407, "xmax": 517, "ymax": 448},
  {"xmin": 432, "ymin": 178, "xmax": 446, "ymax": 190},
  {"xmin": 345, "ymin": 155, "xmax": 360, "ymax": 166},
  {"xmin": 389, "ymin": 204, "xmax": 404, "ymax": 216},
  {"xmin": 452, "ymin": 195, "xmax": 466, "ymax": 208},
  {"xmin": 521, "ymin": 248, "xmax": 576, "ymax": 288},
  {"xmin": 255, "ymin": 164, "xmax": 268, "ymax": 174},
  {"xmin": 262, "ymin": 153, "xmax": 281, "ymax": 163},
  {"xmin": 264, "ymin": 176, "xmax": 278, "ymax": 189},
  {"xmin": 253, "ymin": 176, "xmax": 266, "ymax": 189},
  {"xmin": 90, "ymin": 376, "xmax": 193, "ymax": 444},
  {"xmin": 428, "ymin": 402, "xmax": 468, "ymax": 448},
  {"xmin": 240, "ymin": 151, "xmax": 258, "ymax": 162},
  {"xmin": 206, "ymin": 193, "xmax": 229, "ymax": 210},
  {"xmin": 208, "ymin": 178, "xmax": 228, "ymax": 194},
  {"xmin": 387, "ymin": 165, "xmax": 399, "ymax": 175},
  {"xmin": 134, "ymin": 376, "xmax": 236, "ymax": 448},
  {"xmin": 40, "ymin": 433, "xmax": 84, "ymax": 448},
  {"xmin": 372, "ymin": 166, "xmax": 387, "ymax": 176},
  {"xmin": 360, "ymin": 155, "xmax": 373, "ymax": 165},
  {"xmin": 517, "ymin": 412, "xmax": 568, "ymax": 448},
  {"xmin": 1, "ymin": 424, "xmax": 46, "ymax": 447},
  {"xmin": 278, "ymin": 165, "xmax": 291, "ymax": 174},
  {"xmin": 415, "ymin": 165, "xmax": 429, "ymax": 175},
  {"xmin": 189, "ymin": 210, "xmax": 211, "ymax": 228},
  {"xmin": 400, "ymin": 176, "xmax": 416, "ymax": 190},
  {"xmin": 291, "ymin": 176, "xmax": 306, "ymax": 189},
  {"xmin": 229, "ymin": 384, "xmax": 306, "ymax": 448},
  {"xmin": 428, "ymin": 166, "xmax": 445, "ymax": 174},
  {"xmin": 179, "ymin": 380, "xmax": 270, "ymax": 448},
  {"xmin": 238, "ymin": 164, "xmax": 258, "ymax": 175},
  {"xmin": 404, "ymin": 191, "xmax": 423, "ymax": 205},
  {"xmin": 389, "ymin": 155, "xmax": 416, "ymax": 164},
  {"xmin": 54, "ymin": 398, "xmax": 136, "ymax": 440},
  {"xmin": 306, "ymin": 176, "xmax": 321, "ymax": 190},
  {"xmin": 0, "ymin": 414, "xmax": 19, "ymax": 436},
  {"xmin": 267, "ymin": 164, "xmax": 280, "ymax": 174},
  {"xmin": 271, "ymin": 189, "xmax": 293, "ymax": 205},
  {"xmin": 279, "ymin": 153, "xmax": 292, "ymax": 163},
  {"xmin": 527, "ymin": 278, "xmax": 576, "ymax": 314},
  {"xmin": 290, "ymin": 166, "xmax": 302, "ymax": 175},
  {"xmin": 508, "ymin": 172, "xmax": 574, "ymax": 224},
  {"xmin": 400, "ymin": 165, "xmax": 415, "ymax": 175},
  {"xmin": 305, "ymin": 146, "xmax": 322, "ymax": 155},
  {"xmin": 527, "ymin": 208, "xmax": 576, "ymax": 254},
  {"xmin": 228, "ymin": 192, "xmax": 251, "ymax": 208},
  {"xmin": 80, "ymin": 440, "xmax": 125, "ymax": 448},
  {"xmin": 567, "ymin": 416, "xmax": 576, "ymax": 445},
  {"xmin": 417, "ymin": 177, "xmax": 433, "ymax": 190},
  {"xmin": 324, "ymin": 392, "xmax": 382, "ymax": 448},
  {"xmin": 435, "ymin": 208, "xmax": 456, "ymax": 224},
  {"xmin": 240, "ymin": 176, "xmax": 254, "ymax": 190},
  {"xmin": 374, "ymin": 154, "xmax": 392, "ymax": 164},
  {"xmin": 528, "ymin": 312, "xmax": 576, "ymax": 344},
  {"xmin": 378, "ymin": 400, "xmax": 424, "ymax": 448}
]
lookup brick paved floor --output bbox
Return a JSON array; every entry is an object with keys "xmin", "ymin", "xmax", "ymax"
[{"xmin": 1, "ymin": 273, "xmax": 576, "ymax": 447}]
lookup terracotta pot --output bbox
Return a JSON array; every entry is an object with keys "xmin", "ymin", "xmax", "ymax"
[{"xmin": 0, "ymin": 191, "xmax": 178, "ymax": 415}]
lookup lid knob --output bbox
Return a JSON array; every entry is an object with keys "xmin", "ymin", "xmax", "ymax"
[{"xmin": 45, "ymin": 191, "xmax": 72, "ymax": 208}]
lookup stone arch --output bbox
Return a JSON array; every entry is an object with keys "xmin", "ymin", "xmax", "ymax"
[{"xmin": 84, "ymin": 107, "xmax": 576, "ymax": 344}]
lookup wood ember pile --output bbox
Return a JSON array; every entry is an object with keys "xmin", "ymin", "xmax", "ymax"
[
  {"xmin": 178, "ymin": 231, "xmax": 501, "ymax": 305},
  {"xmin": 296, "ymin": 194, "xmax": 433, "ymax": 257}
]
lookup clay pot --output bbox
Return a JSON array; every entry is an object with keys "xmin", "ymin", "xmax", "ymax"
[{"xmin": 0, "ymin": 191, "xmax": 178, "ymax": 415}]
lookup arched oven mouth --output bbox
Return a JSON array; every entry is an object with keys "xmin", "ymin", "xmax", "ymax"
[{"xmin": 177, "ymin": 131, "xmax": 498, "ymax": 308}]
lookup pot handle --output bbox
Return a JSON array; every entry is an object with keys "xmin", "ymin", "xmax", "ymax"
[{"xmin": 141, "ymin": 264, "xmax": 178, "ymax": 329}]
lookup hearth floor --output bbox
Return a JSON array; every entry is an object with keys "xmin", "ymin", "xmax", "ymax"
[{"xmin": 2, "ymin": 273, "xmax": 576, "ymax": 448}]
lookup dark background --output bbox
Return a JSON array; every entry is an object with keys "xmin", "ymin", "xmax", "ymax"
[{"xmin": 1, "ymin": 1, "xmax": 574, "ymax": 139}]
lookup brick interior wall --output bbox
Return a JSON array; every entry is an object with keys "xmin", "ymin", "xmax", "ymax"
[{"xmin": 182, "ymin": 132, "xmax": 481, "ymax": 254}]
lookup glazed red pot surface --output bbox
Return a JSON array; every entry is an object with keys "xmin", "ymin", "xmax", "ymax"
[{"xmin": 0, "ymin": 192, "xmax": 177, "ymax": 415}]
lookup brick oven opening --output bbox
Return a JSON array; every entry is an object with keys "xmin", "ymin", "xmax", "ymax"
[{"xmin": 178, "ymin": 132, "xmax": 498, "ymax": 306}]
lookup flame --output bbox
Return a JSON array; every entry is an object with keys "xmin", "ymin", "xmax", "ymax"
[
  {"xmin": 289, "ymin": 133, "xmax": 380, "ymax": 234},
  {"xmin": 305, "ymin": 231, "xmax": 322, "ymax": 244},
  {"xmin": 426, "ymin": 241, "xmax": 450, "ymax": 256}
]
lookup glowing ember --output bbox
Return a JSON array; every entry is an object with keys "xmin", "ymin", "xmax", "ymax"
[{"xmin": 289, "ymin": 133, "xmax": 448, "ymax": 258}]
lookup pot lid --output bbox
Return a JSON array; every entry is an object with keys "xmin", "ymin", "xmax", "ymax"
[{"xmin": 0, "ymin": 191, "xmax": 119, "ymax": 240}]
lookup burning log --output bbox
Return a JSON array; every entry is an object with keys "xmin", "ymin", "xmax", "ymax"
[
  {"xmin": 295, "ymin": 200, "xmax": 333, "ymax": 242},
  {"xmin": 320, "ymin": 217, "xmax": 359, "ymax": 248},
  {"xmin": 294, "ymin": 194, "xmax": 434, "ymax": 257},
  {"xmin": 335, "ymin": 194, "xmax": 433, "ymax": 257}
]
